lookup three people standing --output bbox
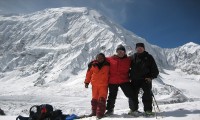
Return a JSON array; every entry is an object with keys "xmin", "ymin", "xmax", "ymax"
[{"xmin": 85, "ymin": 43, "xmax": 159, "ymax": 117}]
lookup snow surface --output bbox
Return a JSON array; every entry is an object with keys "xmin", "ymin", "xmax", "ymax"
[{"xmin": 0, "ymin": 7, "xmax": 200, "ymax": 120}]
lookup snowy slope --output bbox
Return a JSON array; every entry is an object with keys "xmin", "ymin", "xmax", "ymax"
[
  {"xmin": 0, "ymin": 69, "xmax": 200, "ymax": 119},
  {"xmin": 164, "ymin": 42, "xmax": 200, "ymax": 74},
  {"xmin": 0, "ymin": 7, "xmax": 200, "ymax": 119}
]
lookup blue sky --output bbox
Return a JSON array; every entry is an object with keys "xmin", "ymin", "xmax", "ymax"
[
  {"xmin": 0, "ymin": 0, "xmax": 199, "ymax": 48},
  {"xmin": 123, "ymin": 0, "xmax": 200, "ymax": 48}
]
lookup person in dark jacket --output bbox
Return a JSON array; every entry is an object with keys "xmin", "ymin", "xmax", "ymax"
[{"xmin": 129, "ymin": 43, "xmax": 159, "ymax": 116}]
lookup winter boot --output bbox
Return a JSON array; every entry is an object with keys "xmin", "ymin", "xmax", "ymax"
[
  {"xmin": 96, "ymin": 97, "xmax": 106, "ymax": 119},
  {"xmin": 88, "ymin": 99, "xmax": 98, "ymax": 117},
  {"xmin": 128, "ymin": 110, "xmax": 142, "ymax": 117},
  {"xmin": 144, "ymin": 111, "xmax": 155, "ymax": 116},
  {"xmin": 104, "ymin": 109, "xmax": 114, "ymax": 117}
]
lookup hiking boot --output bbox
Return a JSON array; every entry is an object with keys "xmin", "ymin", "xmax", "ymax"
[
  {"xmin": 144, "ymin": 111, "xmax": 155, "ymax": 116},
  {"xmin": 88, "ymin": 99, "xmax": 97, "ymax": 117},
  {"xmin": 96, "ymin": 97, "xmax": 106, "ymax": 118},
  {"xmin": 128, "ymin": 110, "xmax": 142, "ymax": 117},
  {"xmin": 104, "ymin": 110, "xmax": 114, "ymax": 116}
]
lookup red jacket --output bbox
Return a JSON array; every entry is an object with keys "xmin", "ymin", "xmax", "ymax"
[{"xmin": 106, "ymin": 55, "xmax": 131, "ymax": 84}]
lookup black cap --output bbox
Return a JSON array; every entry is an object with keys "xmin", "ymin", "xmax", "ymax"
[
  {"xmin": 136, "ymin": 43, "xmax": 145, "ymax": 48},
  {"xmin": 116, "ymin": 44, "xmax": 126, "ymax": 52}
]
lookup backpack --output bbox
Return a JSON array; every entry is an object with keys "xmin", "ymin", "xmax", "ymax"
[
  {"xmin": 16, "ymin": 104, "xmax": 79, "ymax": 120},
  {"xmin": 0, "ymin": 108, "xmax": 6, "ymax": 115},
  {"xmin": 30, "ymin": 104, "xmax": 53, "ymax": 120},
  {"xmin": 16, "ymin": 104, "xmax": 54, "ymax": 120}
]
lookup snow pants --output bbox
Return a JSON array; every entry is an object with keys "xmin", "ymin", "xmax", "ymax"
[
  {"xmin": 92, "ymin": 85, "xmax": 108, "ymax": 100},
  {"xmin": 106, "ymin": 82, "xmax": 135, "ymax": 111},
  {"xmin": 129, "ymin": 79, "xmax": 153, "ymax": 112},
  {"xmin": 91, "ymin": 85, "xmax": 108, "ymax": 117}
]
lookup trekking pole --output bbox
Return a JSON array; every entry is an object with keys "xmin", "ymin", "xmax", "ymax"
[
  {"xmin": 151, "ymin": 91, "xmax": 163, "ymax": 118},
  {"xmin": 151, "ymin": 91, "xmax": 161, "ymax": 112},
  {"xmin": 152, "ymin": 99, "xmax": 157, "ymax": 119}
]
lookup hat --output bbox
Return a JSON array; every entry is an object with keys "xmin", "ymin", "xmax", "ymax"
[
  {"xmin": 116, "ymin": 44, "xmax": 126, "ymax": 52},
  {"xmin": 136, "ymin": 43, "xmax": 145, "ymax": 48}
]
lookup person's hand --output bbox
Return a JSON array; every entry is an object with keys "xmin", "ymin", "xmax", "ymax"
[
  {"xmin": 85, "ymin": 83, "xmax": 89, "ymax": 88},
  {"xmin": 145, "ymin": 78, "xmax": 152, "ymax": 83}
]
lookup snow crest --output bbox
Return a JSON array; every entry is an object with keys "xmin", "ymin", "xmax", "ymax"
[{"xmin": 164, "ymin": 42, "xmax": 200, "ymax": 74}]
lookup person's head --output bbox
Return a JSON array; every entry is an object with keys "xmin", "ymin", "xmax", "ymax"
[
  {"xmin": 136, "ymin": 43, "xmax": 145, "ymax": 54},
  {"xmin": 96, "ymin": 53, "xmax": 106, "ymax": 63},
  {"xmin": 116, "ymin": 44, "xmax": 126, "ymax": 58}
]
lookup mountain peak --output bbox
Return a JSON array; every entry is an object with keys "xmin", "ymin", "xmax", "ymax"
[
  {"xmin": 1, "ymin": 6, "xmax": 141, "ymax": 84},
  {"xmin": 165, "ymin": 41, "xmax": 200, "ymax": 75},
  {"xmin": 183, "ymin": 42, "xmax": 199, "ymax": 47},
  {"xmin": 180, "ymin": 42, "xmax": 200, "ymax": 53},
  {"xmin": 31, "ymin": 7, "xmax": 102, "ymax": 19},
  {"xmin": 41, "ymin": 7, "xmax": 88, "ymax": 13}
]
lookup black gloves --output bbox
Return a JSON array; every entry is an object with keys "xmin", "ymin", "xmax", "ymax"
[
  {"xmin": 85, "ymin": 83, "xmax": 89, "ymax": 88},
  {"xmin": 145, "ymin": 78, "xmax": 152, "ymax": 83}
]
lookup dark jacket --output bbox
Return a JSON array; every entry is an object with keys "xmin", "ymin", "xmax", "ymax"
[{"xmin": 130, "ymin": 51, "xmax": 159, "ymax": 81}]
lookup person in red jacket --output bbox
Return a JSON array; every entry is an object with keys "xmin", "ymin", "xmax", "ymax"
[
  {"xmin": 84, "ymin": 53, "xmax": 110, "ymax": 119},
  {"xmin": 105, "ymin": 44, "xmax": 135, "ymax": 116}
]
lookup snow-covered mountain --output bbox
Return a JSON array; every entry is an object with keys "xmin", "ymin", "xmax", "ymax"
[
  {"xmin": 0, "ymin": 7, "xmax": 170, "ymax": 86},
  {"xmin": 164, "ymin": 42, "xmax": 200, "ymax": 75},
  {"xmin": 0, "ymin": 7, "xmax": 200, "ymax": 117}
]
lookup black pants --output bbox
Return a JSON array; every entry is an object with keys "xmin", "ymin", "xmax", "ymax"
[
  {"xmin": 129, "ymin": 79, "xmax": 152, "ymax": 112},
  {"xmin": 106, "ymin": 82, "xmax": 134, "ymax": 111}
]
